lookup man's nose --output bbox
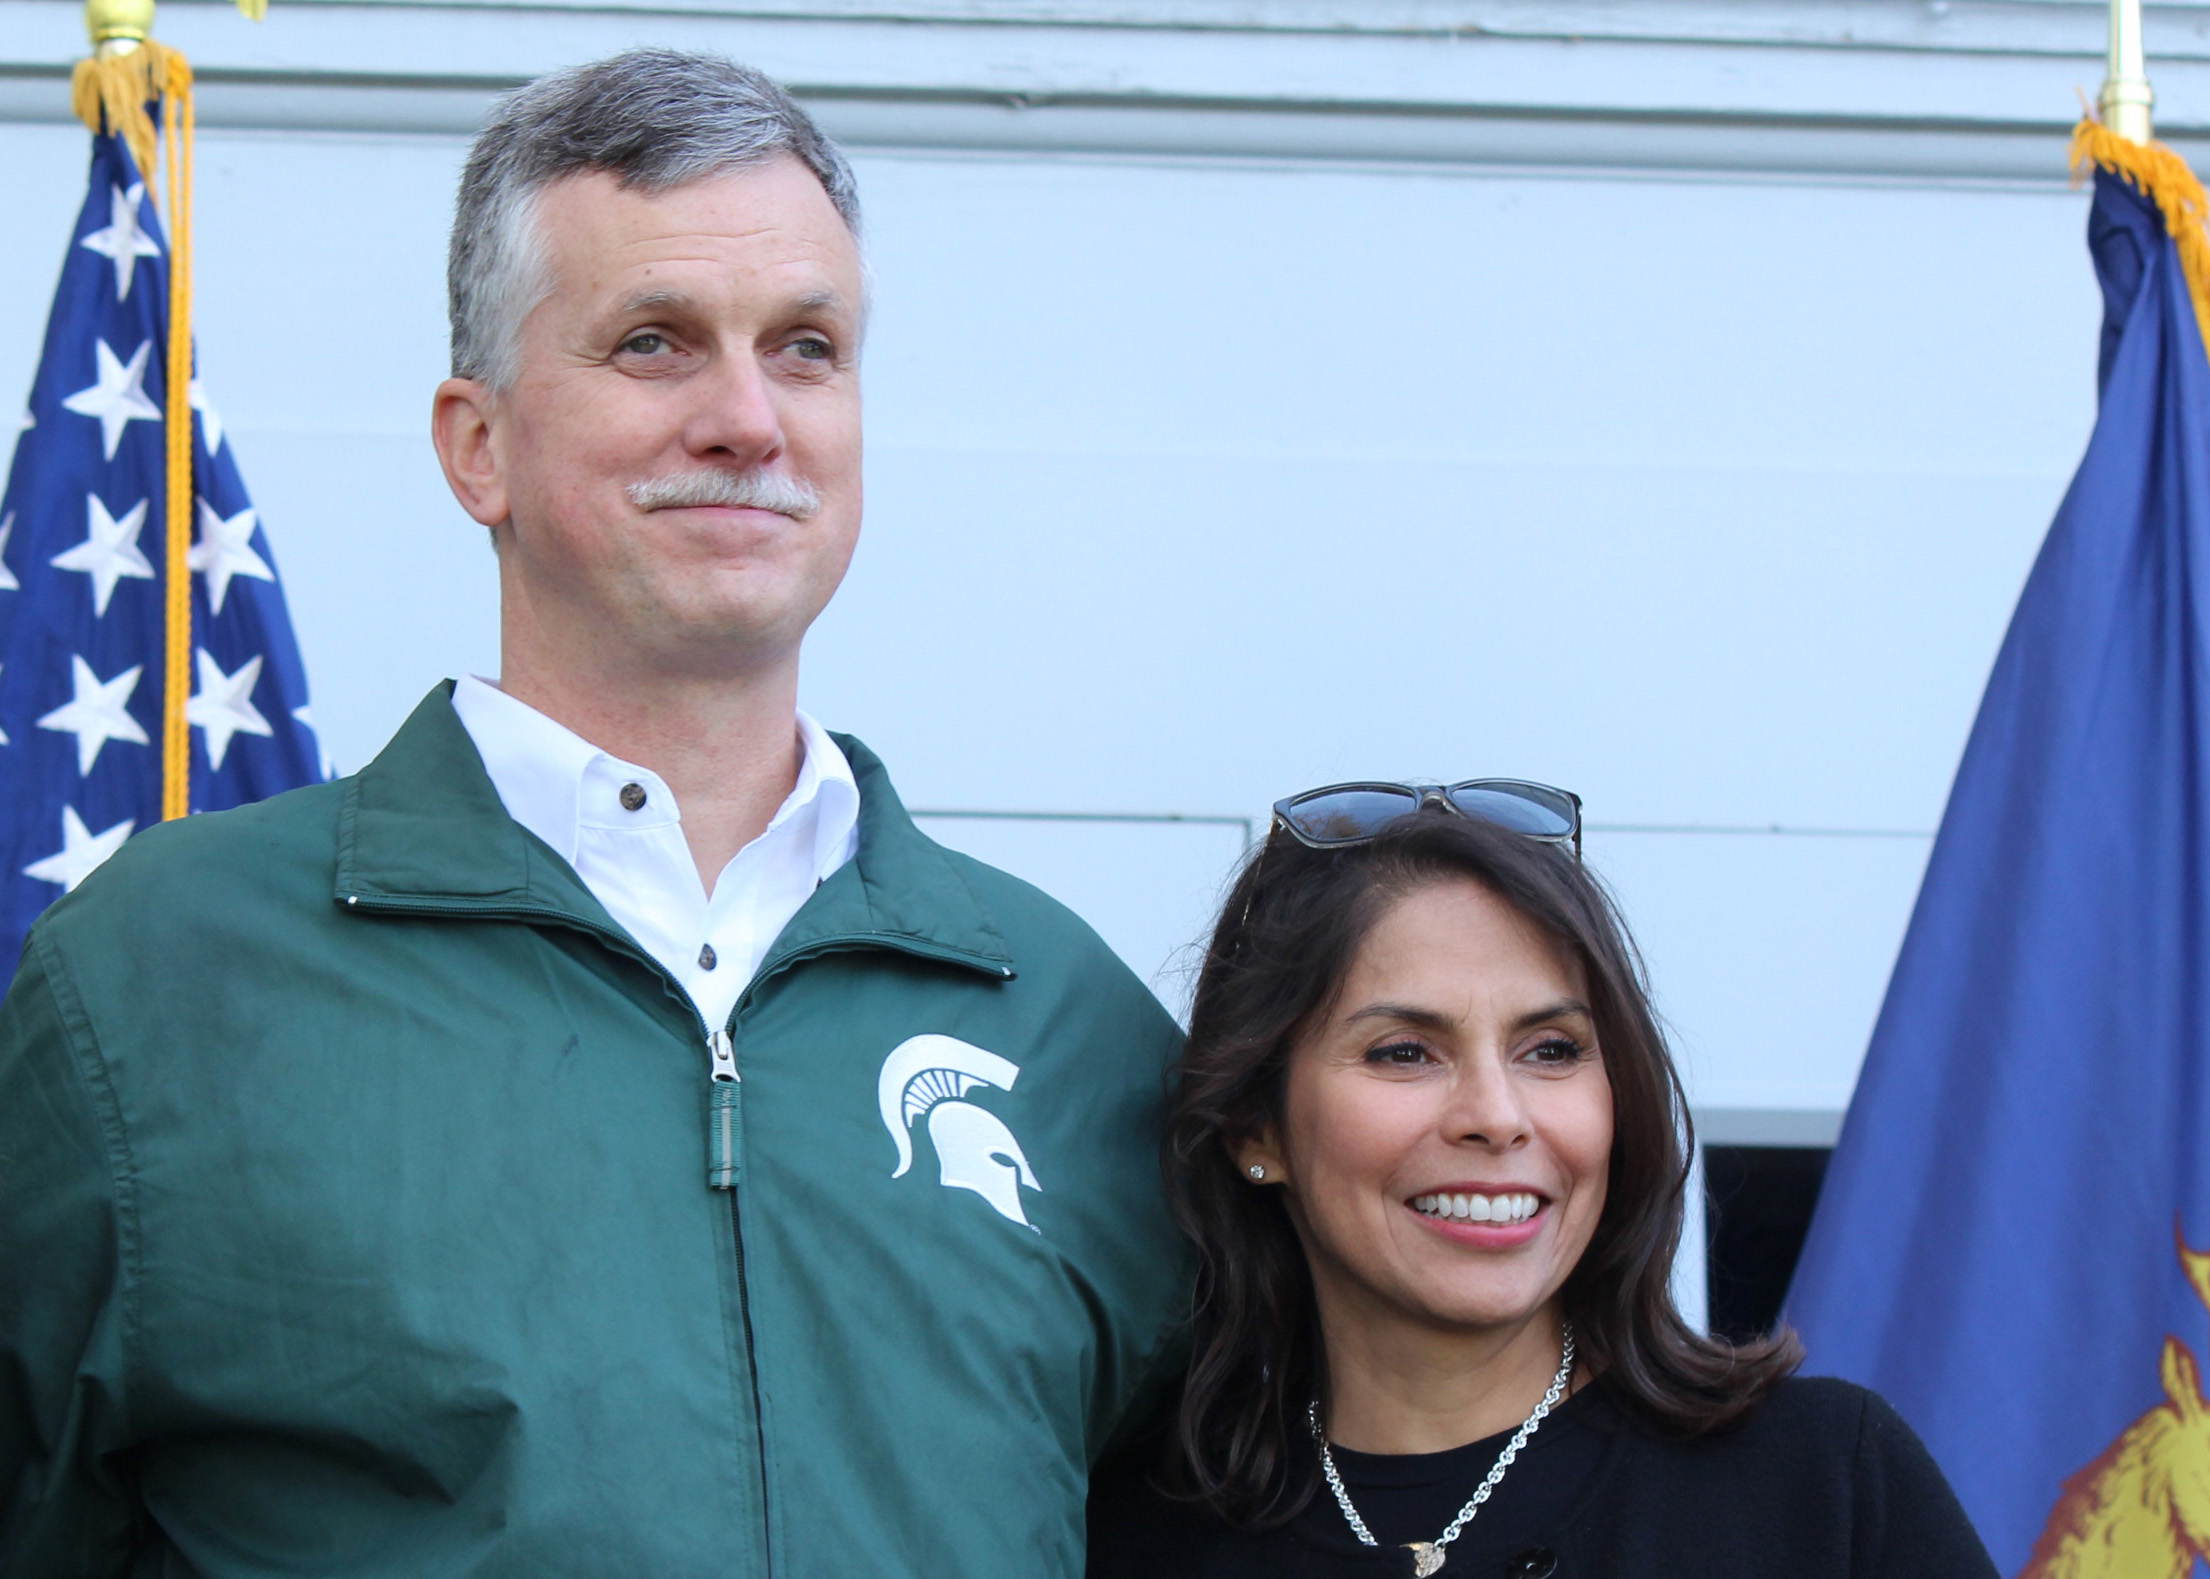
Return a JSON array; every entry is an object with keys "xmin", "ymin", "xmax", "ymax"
[{"xmin": 685, "ymin": 349, "xmax": 786, "ymax": 467}]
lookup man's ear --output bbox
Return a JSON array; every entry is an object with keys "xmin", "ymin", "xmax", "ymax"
[
  {"xmin": 431, "ymin": 376, "xmax": 510, "ymax": 531},
  {"xmin": 1233, "ymin": 1129, "xmax": 1289, "ymax": 1187}
]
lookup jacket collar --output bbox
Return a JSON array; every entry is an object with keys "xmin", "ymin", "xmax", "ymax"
[{"xmin": 335, "ymin": 684, "xmax": 1013, "ymax": 978}]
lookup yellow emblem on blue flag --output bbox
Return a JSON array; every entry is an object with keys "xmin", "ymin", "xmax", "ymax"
[{"xmin": 2020, "ymin": 1224, "xmax": 2210, "ymax": 1578}]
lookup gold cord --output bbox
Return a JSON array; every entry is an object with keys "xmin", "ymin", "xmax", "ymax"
[
  {"xmin": 73, "ymin": 41, "xmax": 196, "ymax": 818},
  {"xmin": 159, "ymin": 60, "xmax": 194, "ymax": 819},
  {"xmin": 2073, "ymin": 118, "xmax": 2210, "ymax": 360}
]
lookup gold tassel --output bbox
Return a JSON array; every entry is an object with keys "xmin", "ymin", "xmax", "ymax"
[
  {"xmin": 69, "ymin": 40, "xmax": 189, "ymax": 200},
  {"xmin": 2073, "ymin": 118, "xmax": 2210, "ymax": 361}
]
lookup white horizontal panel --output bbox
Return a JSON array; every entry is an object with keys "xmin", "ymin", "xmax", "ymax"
[
  {"xmin": 911, "ymin": 812, "xmax": 1251, "ymax": 1012},
  {"xmin": 816, "ymin": 448, "xmax": 2048, "ymax": 831},
  {"xmin": 843, "ymin": 151, "xmax": 2099, "ymax": 473},
  {"xmin": 1587, "ymin": 826, "xmax": 1932, "ymax": 1112}
]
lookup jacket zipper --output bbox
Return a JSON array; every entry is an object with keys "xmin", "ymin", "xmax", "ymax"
[
  {"xmin": 708, "ymin": 1029, "xmax": 741, "ymax": 1188},
  {"xmin": 338, "ymin": 892, "xmax": 1010, "ymax": 1572},
  {"xmin": 705, "ymin": 1023, "xmax": 768, "ymax": 1569}
]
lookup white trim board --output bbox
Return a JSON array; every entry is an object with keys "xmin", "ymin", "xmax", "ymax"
[{"xmin": 6, "ymin": 0, "xmax": 2210, "ymax": 180}]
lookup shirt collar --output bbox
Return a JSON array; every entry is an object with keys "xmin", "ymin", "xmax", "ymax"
[
  {"xmin": 338, "ymin": 686, "xmax": 1013, "ymax": 976},
  {"xmin": 450, "ymin": 675, "xmax": 597, "ymax": 867},
  {"xmin": 449, "ymin": 674, "xmax": 860, "ymax": 883},
  {"xmin": 792, "ymin": 708, "xmax": 863, "ymax": 882}
]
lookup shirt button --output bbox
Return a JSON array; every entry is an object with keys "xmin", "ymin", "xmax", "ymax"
[
  {"xmin": 698, "ymin": 944, "xmax": 718, "ymax": 971},
  {"xmin": 1508, "ymin": 1550, "xmax": 1558, "ymax": 1579},
  {"xmin": 619, "ymin": 782, "xmax": 647, "ymax": 812}
]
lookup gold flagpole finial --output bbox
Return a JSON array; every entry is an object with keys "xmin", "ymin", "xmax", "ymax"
[
  {"xmin": 84, "ymin": 0, "xmax": 153, "ymax": 56},
  {"xmin": 82, "ymin": 0, "xmax": 267, "ymax": 58},
  {"xmin": 2102, "ymin": 0, "xmax": 2154, "ymax": 144}
]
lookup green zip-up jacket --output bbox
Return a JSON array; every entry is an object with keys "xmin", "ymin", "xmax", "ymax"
[{"xmin": 0, "ymin": 686, "xmax": 1189, "ymax": 1576}]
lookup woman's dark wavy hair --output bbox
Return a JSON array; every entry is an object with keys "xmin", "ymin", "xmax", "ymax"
[{"xmin": 1165, "ymin": 808, "xmax": 1801, "ymax": 1525}]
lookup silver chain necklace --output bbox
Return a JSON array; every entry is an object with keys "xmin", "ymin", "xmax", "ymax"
[{"xmin": 1309, "ymin": 1322, "xmax": 1576, "ymax": 1578}]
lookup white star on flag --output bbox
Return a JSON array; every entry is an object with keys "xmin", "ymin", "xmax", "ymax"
[
  {"xmin": 51, "ymin": 493, "xmax": 154, "ymax": 616},
  {"xmin": 187, "ymin": 649, "xmax": 271, "ymax": 770},
  {"xmin": 37, "ymin": 655, "xmax": 149, "ymax": 775},
  {"xmin": 24, "ymin": 806, "xmax": 136, "ymax": 892},
  {"xmin": 189, "ymin": 499, "xmax": 272, "ymax": 614},
  {"xmin": 78, "ymin": 183, "xmax": 161, "ymax": 301},
  {"xmin": 0, "ymin": 512, "xmax": 18, "ymax": 593},
  {"xmin": 189, "ymin": 376, "xmax": 223, "ymax": 456},
  {"xmin": 61, "ymin": 338, "xmax": 159, "ymax": 462},
  {"xmin": 293, "ymin": 704, "xmax": 335, "ymax": 779}
]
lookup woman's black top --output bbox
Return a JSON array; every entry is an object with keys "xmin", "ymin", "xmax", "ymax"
[{"xmin": 1086, "ymin": 1377, "xmax": 1997, "ymax": 1579}]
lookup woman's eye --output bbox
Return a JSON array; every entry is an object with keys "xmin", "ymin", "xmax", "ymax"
[
  {"xmin": 1523, "ymin": 1035, "xmax": 1588, "ymax": 1068},
  {"xmin": 1364, "ymin": 1040, "xmax": 1431, "ymax": 1068},
  {"xmin": 619, "ymin": 332, "xmax": 669, "ymax": 356}
]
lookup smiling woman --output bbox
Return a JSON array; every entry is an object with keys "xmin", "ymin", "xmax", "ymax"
[{"xmin": 1087, "ymin": 799, "xmax": 1997, "ymax": 1578}]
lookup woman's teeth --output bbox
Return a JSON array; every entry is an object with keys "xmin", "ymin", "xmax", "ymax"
[{"xmin": 1413, "ymin": 1191, "xmax": 1541, "ymax": 1225}]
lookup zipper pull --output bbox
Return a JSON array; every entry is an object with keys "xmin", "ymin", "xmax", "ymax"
[{"xmin": 708, "ymin": 1029, "xmax": 742, "ymax": 1190}]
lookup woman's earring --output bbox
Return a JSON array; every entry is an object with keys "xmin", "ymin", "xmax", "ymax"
[{"xmin": 1247, "ymin": 1165, "xmax": 1266, "ymax": 1180}]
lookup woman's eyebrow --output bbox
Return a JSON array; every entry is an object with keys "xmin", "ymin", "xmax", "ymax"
[
  {"xmin": 1510, "ymin": 998, "xmax": 1593, "ymax": 1031},
  {"xmin": 1345, "ymin": 998, "xmax": 1592, "ymax": 1033},
  {"xmin": 1344, "ymin": 1003, "xmax": 1455, "ymax": 1031}
]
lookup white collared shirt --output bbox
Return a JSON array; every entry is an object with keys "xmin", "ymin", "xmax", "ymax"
[{"xmin": 450, "ymin": 676, "xmax": 861, "ymax": 1033}]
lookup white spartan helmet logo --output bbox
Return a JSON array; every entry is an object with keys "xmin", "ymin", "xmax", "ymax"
[{"xmin": 878, "ymin": 1034, "xmax": 1042, "ymax": 1230}]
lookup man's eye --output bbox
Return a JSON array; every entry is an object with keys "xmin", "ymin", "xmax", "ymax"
[
  {"xmin": 789, "ymin": 336, "xmax": 833, "ymax": 362},
  {"xmin": 1364, "ymin": 1040, "xmax": 1430, "ymax": 1067},
  {"xmin": 620, "ymin": 332, "xmax": 669, "ymax": 356}
]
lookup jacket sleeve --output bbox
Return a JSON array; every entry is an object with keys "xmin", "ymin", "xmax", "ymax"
[
  {"xmin": 0, "ymin": 931, "xmax": 141, "ymax": 1572},
  {"xmin": 1849, "ymin": 1388, "xmax": 1998, "ymax": 1579}
]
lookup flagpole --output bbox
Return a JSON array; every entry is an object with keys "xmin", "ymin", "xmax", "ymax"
[
  {"xmin": 74, "ymin": 0, "xmax": 263, "ymax": 820},
  {"xmin": 2102, "ymin": 0, "xmax": 2154, "ymax": 144},
  {"xmin": 78, "ymin": 0, "xmax": 194, "ymax": 819}
]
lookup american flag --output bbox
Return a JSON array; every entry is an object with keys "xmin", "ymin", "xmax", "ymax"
[{"xmin": 0, "ymin": 122, "xmax": 324, "ymax": 965}]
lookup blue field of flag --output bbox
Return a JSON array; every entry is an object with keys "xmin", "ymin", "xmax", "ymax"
[
  {"xmin": 1788, "ymin": 164, "xmax": 2210, "ymax": 1577},
  {"xmin": 0, "ymin": 126, "xmax": 325, "ymax": 966}
]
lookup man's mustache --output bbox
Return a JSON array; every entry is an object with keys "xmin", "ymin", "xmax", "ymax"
[{"xmin": 627, "ymin": 467, "xmax": 821, "ymax": 520}]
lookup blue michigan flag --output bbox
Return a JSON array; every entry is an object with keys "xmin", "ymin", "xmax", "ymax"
[
  {"xmin": 0, "ymin": 123, "xmax": 326, "ymax": 967},
  {"xmin": 1787, "ymin": 153, "xmax": 2210, "ymax": 1577}
]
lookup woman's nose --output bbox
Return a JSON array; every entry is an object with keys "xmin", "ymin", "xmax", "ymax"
[{"xmin": 1447, "ymin": 1057, "xmax": 1533, "ymax": 1149}]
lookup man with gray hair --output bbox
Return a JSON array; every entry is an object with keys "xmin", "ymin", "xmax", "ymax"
[{"xmin": 0, "ymin": 49, "xmax": 1186, "ymax": 1574}]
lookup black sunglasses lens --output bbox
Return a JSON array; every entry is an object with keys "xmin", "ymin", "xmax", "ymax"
[
  {"xmin": 1282, "ymin": 788, "xmax": 1423, "ymax": 844},
  {"xmin": 1444, "ymin": 785, "xmax": 1577, "ymax": 840}
]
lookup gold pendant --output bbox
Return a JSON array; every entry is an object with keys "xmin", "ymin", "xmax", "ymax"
[{"xmin": 1406, "ymin": 1541, "xmax": 1446, "ymax": 1576}]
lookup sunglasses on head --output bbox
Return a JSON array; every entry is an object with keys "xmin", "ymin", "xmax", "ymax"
[{"xmin": 1269, "ymin": 779, "xmax": 1583, "ymax": 858}]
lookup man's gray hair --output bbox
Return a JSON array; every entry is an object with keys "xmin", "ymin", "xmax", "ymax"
[{"xmin": 449, "ymin": 48, "xmax": 860, "ymax": 390}]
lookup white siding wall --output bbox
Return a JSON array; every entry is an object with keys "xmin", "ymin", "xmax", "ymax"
[{"xmin": 1, "ymin": 0, "xmax": 2141, "ymax": 1138}]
